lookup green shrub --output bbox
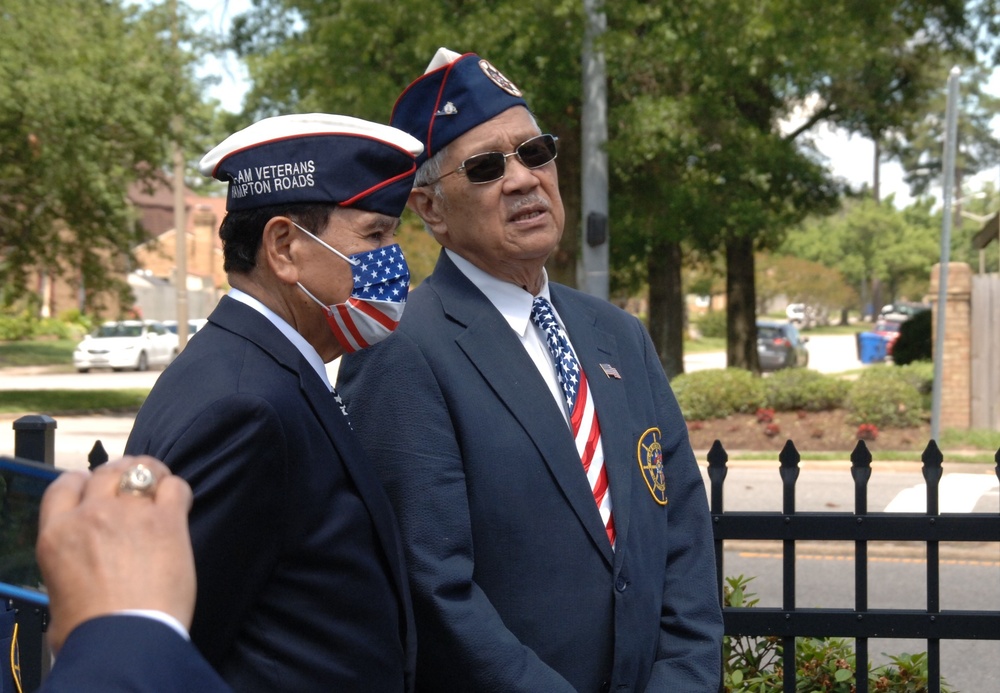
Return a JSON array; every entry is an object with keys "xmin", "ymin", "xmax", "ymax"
[
  {"xmin": 892, "ymin": 309, "xmax": 931, "ymax": 365},
  {"xmin": 0, "ymin": 312, "xmax": 90, "ymax": 342},
  {"xmin": 694, "ymin": 310, "xmax": 727, "ymax": 339},
  {"xmin": 893, "ymin": 360, "xmax": 934, "ymax": 394},
  {"xmin": 845, "ymin": 368, "xmax": 924, "ymax": 428},
  {"xmin": 671, "ymin": 368, "xmax": 765, "ymax": 421},
  {"xmin": 723, "ymin": 575, "xmax": 953, "ymax": 692},
  {"xmin": 30, "ymin": 317, "xmax": 83, "ymax": 340},
  {"xmin": 0, "ymin": 313, "xmax": 34, "ymax": 341},
  {"xmin": 762, "ymin": 369, "xmax": 850, "ymax": 412}
]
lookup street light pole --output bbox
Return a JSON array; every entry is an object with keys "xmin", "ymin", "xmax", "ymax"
[
  {"xmin": 171, "ymin": 0, "xmax": 189, "ymax": 350},
  {"xmin": 930, "ymin": 66, "xmax": 961, "ymax": 442},
  {"xmin": 579, "ymin": 0, "xmax": 609, "ymax": 299}
]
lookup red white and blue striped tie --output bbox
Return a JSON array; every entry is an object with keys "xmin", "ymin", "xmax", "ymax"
[{"xmin": 531, "ymin": 297, "xmax": 615, "ymax": 548}]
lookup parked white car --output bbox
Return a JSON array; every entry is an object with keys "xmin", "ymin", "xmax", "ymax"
[
  {"xmin": 162, "ymin": 318, "xmax": 209, "ymax": 336},
  {"xmin": 785, "ymin": 303, "xmax": 829, "ymax": 329},
  {"xmin": 73, "ymin": 320, "xmax": 178, "ymax": 372}
]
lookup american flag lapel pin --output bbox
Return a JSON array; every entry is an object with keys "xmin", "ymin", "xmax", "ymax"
[{"xmin": 599, "ymin": 363, "xmax": 621, "ymax": 379}]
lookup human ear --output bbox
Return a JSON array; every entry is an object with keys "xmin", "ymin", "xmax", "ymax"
[
  {"xmin": 408, "ymin": 187, "xmax": 447, "ymax": 237},
  {"xmin": 262, "ymin": 217, "xmax": 300, "ymax": 284}
]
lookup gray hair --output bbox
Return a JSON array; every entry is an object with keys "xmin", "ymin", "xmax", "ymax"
[
  {"xmin": 414, "ymin": 144, "xmax": 450, "ymax": 192},
  {"xmin": 412, "ymin": 144, "xmax": 450, "ymax": 233}
]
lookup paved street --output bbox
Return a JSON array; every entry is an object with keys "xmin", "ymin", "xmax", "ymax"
[{"xmin": 685, "ymin": 332, "xmax": 866, "ymax": 374}]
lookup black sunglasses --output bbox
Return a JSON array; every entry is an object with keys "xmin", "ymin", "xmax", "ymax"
[{"xmin": 427, "ymin": 134, "xmax": 559, "ymax": 185}]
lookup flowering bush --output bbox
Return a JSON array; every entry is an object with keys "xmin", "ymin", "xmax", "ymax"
[
  {"xmin": 756, "ymin": 408, "xmax": 775, "ymax": 423},
  {"xmin": 857, "ymin": 423, "xmax": 879, "ymax": 441}
]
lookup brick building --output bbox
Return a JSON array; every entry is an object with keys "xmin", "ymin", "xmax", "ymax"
[{"xmin": 28, "ymin": 179, "xmax": 227, "ymax": 320}]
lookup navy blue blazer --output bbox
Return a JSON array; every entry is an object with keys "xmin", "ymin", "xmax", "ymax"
[
  {"xmin": 41, "ymin": 616, "xmax": 228, "ymax": 692},
  {"xmin": 126, "ymin": 296, "xmax": 414, "ymax": 692},
  {"xmin": 339, "ymin": 251, "xmax": 723, "ymax": 692}
]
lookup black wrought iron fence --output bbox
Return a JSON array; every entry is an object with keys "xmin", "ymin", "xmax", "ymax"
[
  {"xmin": 6, "ymin": 415, "xmax": 1000, "ymax": 692},
  {"xmin": 708, "ymin": 439, "xmax": 1000, "ymax": 693}
]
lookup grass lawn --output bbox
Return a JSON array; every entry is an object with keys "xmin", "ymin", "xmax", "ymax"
[
  {"xmin": 0, "ymin": 389, "xmax": 149, "ymax": 415},
  {"xmin": 1, "ymin": 339, "xmax": 148, "ymax": 415},
  {"xmin": 0, "ymin": 339, "xmax": 76, "ymax": 367}
]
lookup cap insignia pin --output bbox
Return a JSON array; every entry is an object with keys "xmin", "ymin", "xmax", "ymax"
[
  {"xmin": 435, "ymin": 101, "xmax": 458, "ymax": 116},
  {"xmin": 478, "ymin": 59, "xmax": 522, "ymax": 97}
]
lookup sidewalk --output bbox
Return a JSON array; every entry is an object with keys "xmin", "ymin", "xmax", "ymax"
[{"xmin": 1, "ymin": 412, "xmax": 135, "ymax": 472}]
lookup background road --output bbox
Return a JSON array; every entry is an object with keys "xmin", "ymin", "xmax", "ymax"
[
  {"xmin": 725, "ymin": 546, "xmax": 1000, "ymax": 693},
  {"xmin": 684, "ymin": 332, "xmax": 865, "ymax": 374},
  {"xmin": 1, "ymin": 332, "xmax": 868, "ymax": 469},
  {"xmin": 0, "ymin": 332, "xmax": 863, "ymax": 393}
]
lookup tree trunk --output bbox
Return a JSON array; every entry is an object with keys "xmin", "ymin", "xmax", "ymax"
[
  {"xmin": 647, "ymin": 238, "xmax": 685, "ymax": 379},
  {"xmin": 725, "ymin": 235, "xmax": 759, "ymax": 372},
  {"xmin": 871, "ymin": 277, "xmax": 883, "ymax": 318}
]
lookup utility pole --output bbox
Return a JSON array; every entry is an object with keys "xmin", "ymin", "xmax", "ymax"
[
  {"xmin": 579, "ymin": 0, "xmax": 609, "ymax": 299},
  {"xmin": 171, "ymin": 0, "xmax": 189, "ymax": 350},
  {"xmin": 931, "ymin": 66, "xmax": 961, "ymax": 442}
]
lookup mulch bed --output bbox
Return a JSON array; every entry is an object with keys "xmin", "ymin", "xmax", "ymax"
[{"xmin": 685, "ymin": 409, "xmax": 932, "ymax": 455}]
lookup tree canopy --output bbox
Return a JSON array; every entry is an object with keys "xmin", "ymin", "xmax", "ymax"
[
  {"xmin": 227, "ymin": 0, "xmax": 996, "ymax": 375},
  {"xmin": 6, "ymin": 0, "xmax": 998, "ymax": 360},
  {"xmin": 0, "ymin": 0, "xmax": 213, "ymax": 311}
]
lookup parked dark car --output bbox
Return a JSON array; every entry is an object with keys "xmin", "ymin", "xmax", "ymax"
[
  {"xmin": 878, "ymin": 301, "xmax": 930, "ymax": 321},
  {"xmin": 873, "ymin": 318, "xmax": 903, "ymax": 356},
  {"xmin": 756, "ymin": 320, "xmax": 809, "ymax": 371}
]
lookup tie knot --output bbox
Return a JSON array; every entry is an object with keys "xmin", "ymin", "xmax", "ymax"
[{"xmin": 530, "ymin": 296, "xmax": 557, "ymax": 329}]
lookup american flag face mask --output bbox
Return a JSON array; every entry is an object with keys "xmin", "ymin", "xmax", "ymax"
[{"xmin": 293, "ymin": 222, "xmax": 409, "ymax": 353}]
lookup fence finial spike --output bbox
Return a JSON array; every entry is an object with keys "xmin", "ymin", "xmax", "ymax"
[
  {"xmin": 779, "ymin": 439, "xmax": 800, "ymax": 469},
  {"xmin": 88, "ymin": 440, "xmax": 109, "ymax": 470},
  {"xmin": 707, "ymin": 440, "xmax": 728, "ymax": 468},
  {"xmin": 850, "ymin": 439, "xmax": 873, "ymax": 470}
]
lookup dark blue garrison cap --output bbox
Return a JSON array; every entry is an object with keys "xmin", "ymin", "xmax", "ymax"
[
  {"xmin": 199, "ymin": 113, "xmax": 424, "ymax": 216},
  {"xmin": 390, "ymin": 48, "xmax": 529, "ymax": 167}
]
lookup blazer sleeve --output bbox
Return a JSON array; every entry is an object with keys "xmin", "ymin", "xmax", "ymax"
[
  {"xmin": 339, "ymin": 333, "xmax": 576, "ymax": 693},
  {"xmin": 41, "ymin": 616, "xmax": 230, "ymax": 692},
  {"xmin": 637, "ymin": 322, "xmax": 724, "ymax": 690},
  {"xmin": 126, "ymin": 393, "xmax": 289, "ymax": 665}
]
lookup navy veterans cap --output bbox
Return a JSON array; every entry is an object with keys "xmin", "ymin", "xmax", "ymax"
[
  {"xmin": 390, "ymin": 48, "xmax": 529, "ymax": 167},
  {"xmin": 199, "ymin": 113, "xmax": 424, "ymax": 216}
]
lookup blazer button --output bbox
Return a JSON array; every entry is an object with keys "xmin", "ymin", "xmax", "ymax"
[
  {"xmin": 615, "ymin": 576, "xmax": 628, "ymax": 592},
  {"xmin": 600, "ymin": 681, "xmax": 611, "ymax": 693}
]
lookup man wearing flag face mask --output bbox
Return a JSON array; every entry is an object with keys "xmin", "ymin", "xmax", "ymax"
[{"xmin": 125, "ymin": 113, "xmax": 421, "ymax": 692}]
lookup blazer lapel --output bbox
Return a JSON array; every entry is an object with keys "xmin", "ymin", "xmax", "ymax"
[
  {"xmin": 427, "ymin": 254, "xmax": 615, "ymax": 565},
  {"xmin": 209, "ymin": 297, "xmax": 412, "ymax": 616}
]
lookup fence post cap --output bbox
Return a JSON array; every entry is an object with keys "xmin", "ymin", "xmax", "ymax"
[{"xmin": 12, "ymin": 414, "xmax": 57, "ymax": 430}]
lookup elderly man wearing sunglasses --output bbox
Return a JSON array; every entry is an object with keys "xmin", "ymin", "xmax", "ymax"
[{"xmin": 338, "ymin": 48, "xmax": 723, "ymax": 693}]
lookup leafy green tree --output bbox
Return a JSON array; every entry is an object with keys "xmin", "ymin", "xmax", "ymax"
[
  {"xmin": 0, "ymin": 0, "xmax": 222, "ymax": 314},
  {"xmin": 606, "ymin": 0, "xmax": 994, "ymax": 372},
  {"xmin": 755, "ymin": 253, "xmax": 856, "ymax": 319},
  {"xmin": 229, "ymin": 0, "xmax": 998, "ymax": 377},
  {"xmin": 230, "ymin": 0, "xmax": 588, "ymax": 287},
  {"xmin": 782, "ymin": 198, "xmax": 940, "ymax": 316},
  {"xmin": 886, "ymin": 61, "xmax": 1000, "ymax": 201}
]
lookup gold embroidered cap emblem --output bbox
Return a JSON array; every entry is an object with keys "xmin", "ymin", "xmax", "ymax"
[
  {"xmin": 478, "ymin": 59, "xmax": 522, "ymax": 97},
  {"xmin": 637, "ymin": 427, "xmax": 667, "ymax": 505}
]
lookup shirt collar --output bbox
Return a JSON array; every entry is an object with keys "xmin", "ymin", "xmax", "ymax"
[
  {"xmin": 444, "ymin": 249, "xmax": 551, "ymax": 336},
  {"xmin": 227, "ymin": 287, "xmax": 334, "ymax": 391}
]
